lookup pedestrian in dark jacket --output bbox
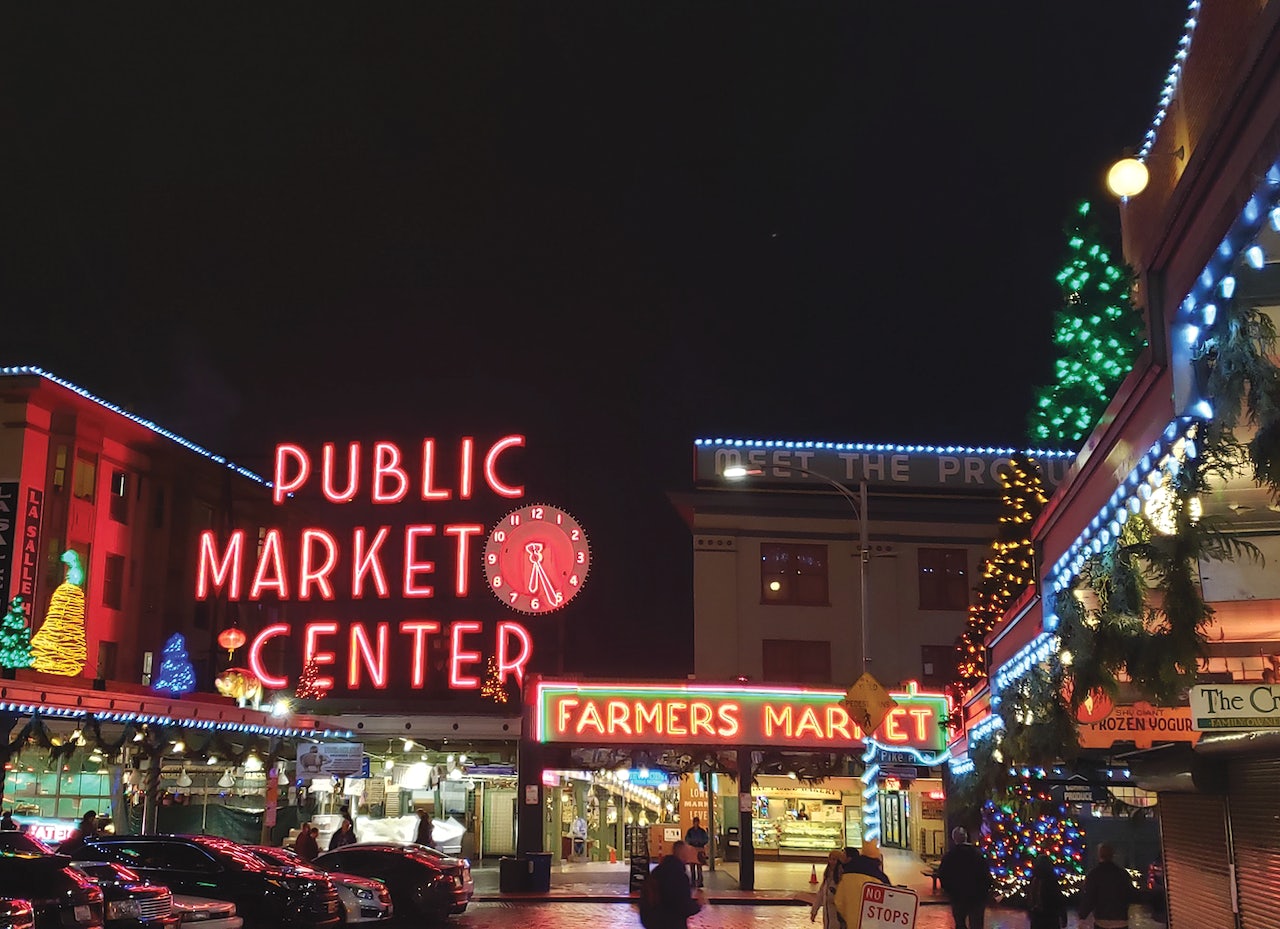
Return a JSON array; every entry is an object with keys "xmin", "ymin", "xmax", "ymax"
[
  {"xmin": 1028, "ymin": 855, "xmax": 1068, "ymax": 929},
  {"xmin": 328, "ymin": 816, "xmax": 357, "ymax": 850},
  {"xmin": 646, "ymin": 841, "xmax": 702, "ymax": 929},
  {"xmin": 294, "ymin": 822, "xmax": 319, "ymax": 863},
  {"xmin": 414, "ymin": 809, "xmax": 436, "ymax": 849},
  {"xmin": 1079, "ymin": 843, "xmax": 1135, "ymax": 929},
  {"xmin": 936, "ymin": 827, "xmax": 992, "ymax": 929},
  {"xmin": 841, "ymin": 840, "xmax": 890, "ymax": 884}
]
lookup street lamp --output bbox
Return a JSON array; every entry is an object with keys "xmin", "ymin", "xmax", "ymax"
[{"xmin": 722, "ymin": 465, "xmax": 872, "ymax": 671}]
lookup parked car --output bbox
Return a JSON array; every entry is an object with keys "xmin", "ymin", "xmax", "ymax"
[
  {"xmin": 0, "ymin": 834, "xmax": 54, "ymax": 856},
  {"xmin": 70, "ymin": 861, "xmax": 178, "ymax": 929},
  {"xmin": 0, "ymin": 899, "xmax": 34, "ymax": 929},
  {"xmin": 0, "ymin": 853, "xmax": 105, "ymax": 929},
  {"xmin": 243, "ymin": 847, "xmax": 392, "ymax": 924},
  {"xmin": 169, "ymin": 896, "xmax": 241, "ymax": 929},
  {"xmin": 81, "ymin": 836, "xmax": 341, "ymax": 929},
  {"xmin": 314, "ymin": 844, "xmax": 472, "ymax": 921}
]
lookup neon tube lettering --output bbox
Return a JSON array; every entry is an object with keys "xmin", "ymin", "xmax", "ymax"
[
  {"xmin": 420, "ymin": 439, "xmax": 451, "ymax": 501},
  {"xmin": 349, "ymin": 622, "xmax": 389, "ymax": 689},
  {"xmin": 555, "ymin": 698, "xmax": 579, "ymax": 735},
  {"xmin": 399, "ymin": 620, "xmax": 440, "ymax": 688},
  {"xmin": 273, "ymin": 444, "xmax": 309, "ymax": 504},
  {"xmin": 635, "ymin": 702, "xmax": 662, "ymax": 735},
  {"xmin": 606, "ymin": 700, "xmax": 632, "ymax": 735},
  {"xmin": 403, "ymin": 525, "xmax": 436, "ymax": 597},
  {"xmin": 248, "ymin": 623, "xmax": 290, "ymax": 689},
  {"xmin": 825, "ymin": 705, "xmax": 853, "ymax": 740},
  {"xmin": 496, "ymin": 621, "xmax": 533, "ymax": 685},
  {"xmin": 304, "ymin": 621, "xmax": 340, "ymax": 692},
  {"xmin": 764, "ymin": 704, "xmax": 793, "ymax": 738},
  {"xmin": 717, "ymin": 703, "xmax": 742, "ymax": 738},
  {"xmin": 883, "ymin": 708, "xmax": 907, "ymax": 742},
  {"xmin": 321, "ymin": 442, "xmax": 360, "ymax": 503},
  {"xmin": 794, "ymin": 706, "xmax": 824, "ymax": 740},
  {"xmin": 444, "ymin": 524, "xmax": 483, "ymax": 596},
  {"xmin": 299, "ymin": 529, "xmax": 338, "ymax": 600},
  {"xmin": 484, "ymin": 435, "xmax": 525, "ymax": 498},
  {"xmin": 688, "ymin": 701, "xmax": 715, "ymax": 737},
  {"xmin": 665, "ymin": 701, "xmax": 689, "ymax": 736},
  {"xmin": 908, "ymin": 707, "xmax": 933, "ymax": 741},
  {"xmin": 196, "ymin": 530, "xmax": 243, "ymax": 600},
  {"xmin": 449, "ymin": 620, "xmax": 483, "ymax": 688},
  {"xmin": 458, "ymin": 437, "xmax": 475, "ymax": 500},
  {"xmin": 576, "ymin": 701, "xmax": 605, "ymax": 736},
  {"xmin": 249, "ymin": 529, "xmax": 288, "ymax": 600},
  {"xmin": 352, "ymin": 526, "xmax": 390, "ymax": 598},
  {"xmin": 372, "ymin": 441, "xmax": 409, "ymax": 503}
]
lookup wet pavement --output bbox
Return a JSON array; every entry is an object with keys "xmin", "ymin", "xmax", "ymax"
[{"xmin": 455, "ymin": 902, "xmax": 1169, "ymax": 928}]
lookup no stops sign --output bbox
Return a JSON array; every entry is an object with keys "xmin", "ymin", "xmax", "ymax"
[{"xmin": 859, "ymin": 882, "xmax": 919, "ymax": 929}]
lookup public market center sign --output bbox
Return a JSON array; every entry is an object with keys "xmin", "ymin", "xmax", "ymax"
[{"xmin": 534, "ymin": 680, "xmax": 949, "ymax": 752}]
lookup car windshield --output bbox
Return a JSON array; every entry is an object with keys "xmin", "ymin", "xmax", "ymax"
[
  {"xmin": 74, "ymin": 862, "xmax": 142, "ymax": 883},
  {"xmin": 250, "ymin": 848, "xmax": 306, "ymax": 869},
  {"xmin": 191, "ymin": 839, "xmax": 268, "ymax": 872},
  {"xmin": 0, "ymin": 832, "xmax": 55, "ymax": 855}
]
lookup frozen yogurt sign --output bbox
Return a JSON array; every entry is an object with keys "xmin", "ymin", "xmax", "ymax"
[
  {"xmin": 535, "ymin": 681, "xmax": 949, "ymax": 752},
  {"xmin": 195, "ymin": 436, "xmax": 586, "ymax": 696}
]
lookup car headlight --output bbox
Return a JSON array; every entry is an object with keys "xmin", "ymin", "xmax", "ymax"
[
  {"xmin": 107, "ymin": 899, "xmax": 143, "ymax": 920},
  {"xmin": 354, "ymin": 888, "xmax": 375, "ymax": 901}
]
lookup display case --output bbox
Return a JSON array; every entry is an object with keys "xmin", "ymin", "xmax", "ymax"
[
  {"xmin": 778, "ymin": 818, "xmax": 843, "ymax": 853},
  {"xmin": 750, "ymin": 817, "xmax": 780, "ymax": 849}
]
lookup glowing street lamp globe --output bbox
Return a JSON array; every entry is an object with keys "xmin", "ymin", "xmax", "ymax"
[{"xmin": 1106, "ymin": 158, "xmax": 1149, "ymax": 198}]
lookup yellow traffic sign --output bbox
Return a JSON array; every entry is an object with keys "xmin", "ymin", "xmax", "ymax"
[{"xmin": 842, "ymin": 672, "xmax": 899, "ymax": 734}]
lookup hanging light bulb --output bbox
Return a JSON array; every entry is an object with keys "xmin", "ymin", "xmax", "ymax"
[
  {"xmin": 218, "ymin": 770, "xmax": 235, "ymax": 789},
  {"xmin": 177, "ymin": 768, "xmax": 193, "ymax": 789},
  {"xmin": 244, "ymin": 753, "xmax": 263, "ymax": 772},
  {"xmin": 207, "ymin": 755, "xmax": 219, "ymax": 765}
]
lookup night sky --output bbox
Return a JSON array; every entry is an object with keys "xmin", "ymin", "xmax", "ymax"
[{"xmin": 5, "ymin": 4, "xmax": 1189, "ymax": 676}]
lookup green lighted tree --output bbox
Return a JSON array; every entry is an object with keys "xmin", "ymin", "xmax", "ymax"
[
  {"xmin": 0, "ymin": 596, "xmax": 32, "ymax": 670},
  {"xmin": 1029, "ymin": 201, "xmax": 1147, "ymax": 446}
]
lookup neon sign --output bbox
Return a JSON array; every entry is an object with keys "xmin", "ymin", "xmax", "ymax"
[
  {"xmin": 535, "ymin": 681, "xmax": 950, "ymax": 752},
  {"xmin": 197, "ymin": 437, "xmax": 568, "ymax": 695}
]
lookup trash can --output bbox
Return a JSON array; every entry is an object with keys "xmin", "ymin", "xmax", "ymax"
[
  {"xmin": 527, "ymin": 851, "xmax": 553, "ymax": 892},
  {"xmin": 499, "ymin": 856, "xmax": 529, "ymax": 893}
]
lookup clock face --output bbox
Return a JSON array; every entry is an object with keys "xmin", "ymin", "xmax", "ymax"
[{"xmin": 484, "ymin": 504, "xmax": 590, "ymax": 614}]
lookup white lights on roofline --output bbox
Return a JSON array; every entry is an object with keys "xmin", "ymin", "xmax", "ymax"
[
  {"xmin": 1137, "ymin": 1, "xmax": 1200, "ymax": 161},
  {"xmin": 694, "ymin": 438, "xmax": 1074, "ymax": 458},
  {"xmin": 0, "ymin": 366, "xmax": 270, "ymax": 486}
]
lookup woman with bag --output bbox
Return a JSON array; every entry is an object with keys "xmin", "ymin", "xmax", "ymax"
[
  {"xmin": 809, "ymin": 848, "xmax": 846, "ymax": 927},
  {"xmin": 1027, "ymin": 855, "xmax": 1068, "ymax": 929}
]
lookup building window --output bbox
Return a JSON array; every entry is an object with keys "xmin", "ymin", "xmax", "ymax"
[
  {"xmin": 109, "ymin": 470, "xmax": 130, "ymax": 524},
  {"xmin": 97, "ymin": 641, "xmax": 118, "ymax": 680},
  {"xmin": 918, "ymin": 548, "xmax": 969, "ymax": 611},
  {"xmin": 760, "ymin": 543, "xmax": 829, "ymax": 606},
  {"xmin": 52, "ymin": 446, "xmax": 68, "ymax": 492},
  {"xmin": 72, "ymin": 452, "xmax": 97, "ymax": 502},
  {"xmin": 920, "ymin": 644, "xmax": 958, "ymax": 689},
  {"xmin": 762, "ymin": 639, "xmax": 832, "ymax": 684},
  {"xmin": 103, "ymin": 554, "xmax": 125, "ymax": 610}
]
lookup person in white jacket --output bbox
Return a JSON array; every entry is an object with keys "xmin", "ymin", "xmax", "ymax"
[{"xmin": 810, "ymin": 849, "xmax": 847, "ymax": 927}]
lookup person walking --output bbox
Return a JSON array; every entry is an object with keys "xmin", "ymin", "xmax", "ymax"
[
  {"xmin": 640, "ymin": 841, "xmax": 702, "ymax": 929},
  {"xmin": 684, "ymin": 816, "xmax": 709, "ymax": 887},
  {"xmin": 1027, "ymin": 855, "xmax": 1068, "ymax": 929},
  {"xmin": 810, "ymin": 848, "xmax": 846, "ymax": 927},
  {"xmin": 57, "ymin": 811, "xmax": 97, "ymax": 858},
  {"xmin": 834, "ymin": 841, "xmax": 889, "ymax": 929},
  {"xmin": 328, "ymin": 815, "xmax": 357, "ymax": 850},
  {"xmin": 294, "ymin": 822, "xmax": 319, "ymax": 863},
  {"xmin": 1079, "ymin": 843, "xmax": 1135, "ymax": 929},
  {"xmin": 0, "ymin": 812, "xmax": 16, "ymax": 831},
  {"xmin": 936, "ymin": 826, "xmax": 992, "ymax": 929}
]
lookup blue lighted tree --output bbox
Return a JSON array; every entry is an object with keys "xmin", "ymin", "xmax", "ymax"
[{"xmin": 153, "ymin": 633, "xmax": 196, "ymax": 695}]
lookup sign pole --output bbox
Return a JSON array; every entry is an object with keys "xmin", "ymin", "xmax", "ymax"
[{"xmin": 736, "ymin": 747, "xmax": 754, "ymax": 891}]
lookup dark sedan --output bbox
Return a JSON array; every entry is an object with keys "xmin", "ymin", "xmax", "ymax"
[
  {"xmin": 82, "ymin": 836, "xmax": 341, "ymax": 929},
  {"xmin": 314, "ymin": 844, "xmax": 472, "ymax": 922},
  {"xmin": 0, "ymin": 853, "xmax": 104, "ymax": 929},
  {"xmin": 0, "ymin": 899, "xmax": 34, "ymax": 929}
]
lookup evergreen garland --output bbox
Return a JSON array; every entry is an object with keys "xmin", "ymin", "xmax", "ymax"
[
  {"xmin": 0, "ymin": 597, "xmax": 32, "ymax": 670},
  {"xmin": 1029, "ymin": 201, "xmax": 1148, "ymax": 446}
]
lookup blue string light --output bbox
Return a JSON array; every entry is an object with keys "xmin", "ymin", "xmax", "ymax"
[
  {"xmin": 694, "ymin": 438, "xmax": 1074, "ymax": 458},
  {"xmin": 1138, "ymin": 1, "xmax": 1200, "ymax": 161}
]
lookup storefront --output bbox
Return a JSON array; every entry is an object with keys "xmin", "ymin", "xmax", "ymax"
[{"xmin": 516, "ymin": 677, "xmax": 951, "ymax": 888}]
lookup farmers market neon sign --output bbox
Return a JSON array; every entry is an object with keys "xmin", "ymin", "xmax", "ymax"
[{"xmin": 535, "ymin": 681, "xmax": 950, "ymax": 751}]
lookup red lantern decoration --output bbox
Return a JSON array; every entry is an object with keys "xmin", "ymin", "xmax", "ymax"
[{"xmin": 217, "ymin": 627, "xmax": 247, "ymax": 660}]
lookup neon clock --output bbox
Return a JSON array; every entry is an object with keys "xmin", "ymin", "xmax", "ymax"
[{"xmin": 484, "ymin": 504, "xmax": 590, "ymax": 614}]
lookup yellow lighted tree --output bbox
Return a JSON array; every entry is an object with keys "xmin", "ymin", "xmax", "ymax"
[{"xmin": 30, "ymin": 550, "xmax": 88, "ymax": 676}]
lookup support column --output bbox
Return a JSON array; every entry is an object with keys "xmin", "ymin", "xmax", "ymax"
[
  {"xmin": 706, "ymin": 767, "xmax": 717, "ymax": 873},
  {"xmin": 736, "ymin": 747, "xmax": 755, "ymax": 891},
  {"xmin": 516, "ymin": 692, "xmax": 544, "ymax": 856}
]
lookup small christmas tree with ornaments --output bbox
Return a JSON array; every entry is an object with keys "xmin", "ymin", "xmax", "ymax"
[
  {"xmin": 152, "ymin": 633, "xmax": 196, "ymax": 695},
  {"xmin": 0, "ymin": 596, "xmax": 32, "ymax": 671},
  {"xmin": 982, "ymin": 779, "xmax": 1085, "ymax": 900},
  {"xmin": 295, "ymin": 659, "xmax": 324, "ymax": 700},
  {"xmin": 30, "ymin": 550, "xmax": 87, "ymax": 676},
  {"xmin": 481, "ymin": 656, "xmax": 509, "ymax": 704}
]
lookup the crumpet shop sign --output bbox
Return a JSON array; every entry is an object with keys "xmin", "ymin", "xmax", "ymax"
[
  {"xmin": 534, "ymin": 681, "xmax": 949, "ymax": 752},
  {"xmin": 1190, "ymin": 684, "xmax": 1280, "ymax": 730}
]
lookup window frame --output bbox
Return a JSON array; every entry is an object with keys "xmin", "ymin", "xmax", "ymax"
[
  {"xmin": 917, "ymin": 547, "xmax": 970, "ymax": 611},
  {"xmin": 759, "ymin": 542, "xmax": 830, "ymax": 607}
]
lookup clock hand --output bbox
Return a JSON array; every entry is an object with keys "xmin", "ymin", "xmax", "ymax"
[{"xmin": 525, "ymin": 542, "xmax": 564, "ymax": 605}]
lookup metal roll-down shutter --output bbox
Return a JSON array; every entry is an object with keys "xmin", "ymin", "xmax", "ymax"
[
  {"xmin": 1159, "ymin": 791, "xmax": 1235, "ymax": 929},
  {"xmin": 1229, "ymin": 757, "xmax": 1280, "ymax": 929}
]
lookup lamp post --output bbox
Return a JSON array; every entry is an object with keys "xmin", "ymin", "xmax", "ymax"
[{"xmin": 723, "ymin": 465, "xmax": 871, "ymax": 671}]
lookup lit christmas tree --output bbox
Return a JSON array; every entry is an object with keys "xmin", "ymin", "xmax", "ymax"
[
  {"xmin": 153, "ymin": 633, "xmax": 196, "ymax": 695},
  {"xmin": 480, "ymin": 656, "xmax": 508, "ymax": 704},
  {"xmin": 954, "ymin": 457, "xmax": 1050, "ymax": 693},
  {"xmin": 295, "ymin": 659, "xmax": 323, "ymax": 700},
  {"xmin": 982, "ymin": 780, "xmax": 1085, "ymax": 900},
  {"xmin": 0, "ymin": 596, "xmax": 32, "ymax": 671},
  {"xmin": 30, "ymin": 550, "xmax": 87, "ymax": 676},
  {"xmin": 1029, "ymin": 200, "xmax": 1147, "ymax": 446}
]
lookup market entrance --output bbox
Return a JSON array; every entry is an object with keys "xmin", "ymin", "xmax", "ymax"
[{"xmin": 515, "ymin": 677, "xmax": 950, "ymax": 890}]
